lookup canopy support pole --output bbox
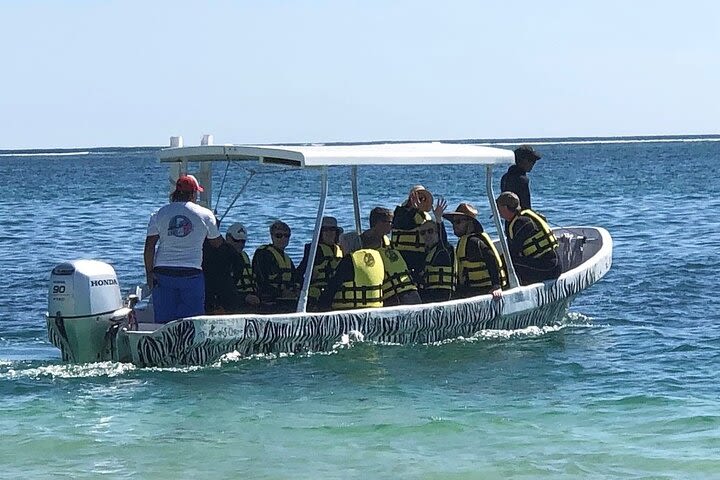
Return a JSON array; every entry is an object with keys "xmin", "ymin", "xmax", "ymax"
[
  {"xmin": 351, "ymin": 166, "xmax": 362, "ymax": 234},
  {"xmin": 486, "ymin": 165, "xmax": 520, "ymax": 289},
  {"xmin": 297, "ymin": 167, "xmax": 329, "ymax": 313}
]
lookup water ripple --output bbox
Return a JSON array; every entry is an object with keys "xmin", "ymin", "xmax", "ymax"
[{"xmin": 1, "ymin": 141, "xmax": 720, "ymax": 478}]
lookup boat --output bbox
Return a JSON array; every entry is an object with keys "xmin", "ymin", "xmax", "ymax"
[{"xmin": 46, "ymin": 137, "xmax": 613, "ymax": 366}]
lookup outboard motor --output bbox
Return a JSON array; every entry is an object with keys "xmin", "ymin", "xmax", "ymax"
[{"xmin": 47, "ymin": 260, "xmax": 130, "ymax": 363}]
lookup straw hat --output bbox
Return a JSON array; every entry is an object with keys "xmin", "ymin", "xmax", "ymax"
[
  {"xmin": 442, "ymin": 203, "xmax": 483, "ymax": 231},
  {"xmin": 442, "ymin": 202, "xmax": 478, "ymax": 221},
  {"xmin": 407, "ymin": 185, "xmax": 433, "ymax": 207}
]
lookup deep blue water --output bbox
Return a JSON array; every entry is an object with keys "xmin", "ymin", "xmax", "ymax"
[{"xmin": 1, "ymin": 137, "xmax": 719, "ymax": 478}]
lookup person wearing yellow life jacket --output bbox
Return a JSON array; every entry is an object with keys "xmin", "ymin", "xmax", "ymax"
[
  {"xmin": 391, "ymin": 185, "xmax": 433, "ymax": 284},
  {"xmin": 418, "ymin": 197, "xmax": 456, "ymax": 303},
  {"xmin": 225, "ymin": 222, "xmax": 261, "ymax": 313},
  {"xmin": 251, "ymin": 220, "xmax": 299, "ymax": 313},
  {"xmin": 496, "ymin": 191, "xmax": 561, "ymax": 285},
  {"xmin": 361, "ymin": 207, "xmax": 421, "ymax": 306},
  {"xmin": 296, "ymin": 216, "xmax": 344, "ymax": 311},
  {"xmin": 443, "ymin": 202, "xmax": 505, "ymax": 300},
  {"xmin": 317, "ymin": 249, "xmax": 385, "ymax": 311}
]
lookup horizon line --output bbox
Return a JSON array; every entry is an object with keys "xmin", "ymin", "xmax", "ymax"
[{"xmin": 1, "ymin": 132, "xmax": 719, "ymax": 154}]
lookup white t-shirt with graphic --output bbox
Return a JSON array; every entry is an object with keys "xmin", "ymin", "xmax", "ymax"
[{"xmin": 146, "ymin": 201, "xmax": 221, "ymax": 270}]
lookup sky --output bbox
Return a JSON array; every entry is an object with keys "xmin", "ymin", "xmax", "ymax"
[{"xmin": 1, "ymin": 0, "xmax": 719, "ymax": 149}]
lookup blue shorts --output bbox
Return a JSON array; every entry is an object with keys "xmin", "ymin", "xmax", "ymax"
[{"xmin": 152, "ymin": 272, "xmax": 205, "ymax": 323}]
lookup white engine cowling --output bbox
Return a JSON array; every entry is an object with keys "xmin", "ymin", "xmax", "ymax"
[
  {"xmin": 47, "ymin": 260, "xmax": 129, "ymax": 363},
  {"xmin": 48, "ymin": 260, "xmax": 123, "ymax": 318}
]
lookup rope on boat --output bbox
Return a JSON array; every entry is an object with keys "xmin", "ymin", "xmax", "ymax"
[
  {"xmin": 214, "ymin": 159, "xmax": 232, "ymax": 215},
  {"xmin": 218, "ymin": 167, "xmax": 295, "ymax": 223}
]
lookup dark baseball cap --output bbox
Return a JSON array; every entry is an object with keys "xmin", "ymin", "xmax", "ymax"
[{"xmin": 514, "ymin": 145, "xmax": 542, "ymax": 162}]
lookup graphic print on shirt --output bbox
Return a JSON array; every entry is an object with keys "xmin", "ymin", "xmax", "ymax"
[{"xmin": 168, "ymin": 215, "xmax": 194, "ymax": 237}]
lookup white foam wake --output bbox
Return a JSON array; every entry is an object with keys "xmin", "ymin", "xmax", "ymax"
[{"xmin": 2, "ymin": 361, "xmax": 136, "ymax": 379}]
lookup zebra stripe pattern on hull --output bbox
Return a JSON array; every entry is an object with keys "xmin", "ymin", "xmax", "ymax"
[{"xmin": 125, "ymin": 234, "xmax": 611, "ymax": 367}]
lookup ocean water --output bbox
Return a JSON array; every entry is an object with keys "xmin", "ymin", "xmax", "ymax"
[{"xmin": 1, "ymin": 137, "xmax": 719, "ymax": 479}]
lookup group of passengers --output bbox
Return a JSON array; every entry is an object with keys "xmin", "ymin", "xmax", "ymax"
[
  {"xmin": 202, "ymin": 183, "xmax": 560, "ymax": 315},
  {"xmin": 145, "ymin": 146, "xmax": 560, "ymax": 323}
]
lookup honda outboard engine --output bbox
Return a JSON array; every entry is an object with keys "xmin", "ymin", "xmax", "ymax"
[{"xmin": 47, "ymin": 260, "xmax": 130, "ymax": 363}]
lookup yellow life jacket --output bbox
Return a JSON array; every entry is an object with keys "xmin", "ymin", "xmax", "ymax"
[
  {"xmin": 456, "ymin": 232, "xmax": 508, "ymax": 290},
  {"xmin": 234, "ymin": 250, "xmax": 255, "ymax": 294},
  {"xmin": 391, "ymin": 209, "xmax": 431, "ymax": 253},
  {"xmin": 308, "ymin": 243, "xmax": 343, "ymax": 300},
  {"xmin": 508, "ymin": 209, "xmax": 559, "ymax": 259},
  {"xmin": 377, "ymin": 247, "xmax": 417, "ymax": 300},
  {"xmin": 332, "ymin": 249, "xmax": 384, "ymax": 310},
  {"xmin": 423, "ymin": 244, "xmax": 456, "ymax": 292},
  {"xmin": 256, "ymin": 244, "xmax": 294, "ymax": 295}
]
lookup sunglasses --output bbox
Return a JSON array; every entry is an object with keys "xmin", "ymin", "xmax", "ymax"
[
  {"xmin": 274, "ymin": 233, "xmax": 291, "ymax": 239},
  {"xmin": 418, "ymin": 228, "xmax": 436, "ymax": 236},
  {"xmin": 229, "ymin": 237, "xmax": 246, "ymax": 243},
  {"xmin": 453, "ymin": 217, "xmax": 471, "ymax": 223}
]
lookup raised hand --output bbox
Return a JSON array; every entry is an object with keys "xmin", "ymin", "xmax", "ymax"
[
  {"xmin": 433, "ymin": 196, "xmax": 447, "ymax": 222},
  {"xmin": 409, "ymin": 190, "xmax": 422, "ymax": 209}
]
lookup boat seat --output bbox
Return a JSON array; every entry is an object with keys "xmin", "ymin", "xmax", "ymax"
[{"xmin": 557, "ymin": 233, "xmax": 586, "ymax": 272}]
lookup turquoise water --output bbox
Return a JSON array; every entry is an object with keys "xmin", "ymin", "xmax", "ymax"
[{"xmin": 1, "ymin": 138, "xmax": 719, "ymax": 478}]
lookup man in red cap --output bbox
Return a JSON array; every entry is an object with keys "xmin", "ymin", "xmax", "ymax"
[{"xmin": 144, "ymin": 174, "xmax": 222, "ymax": 323}]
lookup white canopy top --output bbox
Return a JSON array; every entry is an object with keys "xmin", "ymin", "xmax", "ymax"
[{"xmin": 159, "ymin": 142, "xmax": 515, "ymax": 168}]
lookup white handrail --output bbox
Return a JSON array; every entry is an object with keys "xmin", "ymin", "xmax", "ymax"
[
  {"xmin": 486, "ymin": 165, "xmax": 520, "ymax": 289},
  {"xmin": 296, "ymin": 167, "xmax": 329, "ymax": 313},
  {"xmin": 351, "ymin": 165, "xmax": 362, "ymax": 234}
]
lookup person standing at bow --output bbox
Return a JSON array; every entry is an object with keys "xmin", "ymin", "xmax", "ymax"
[
  {"xmin": 144, "ymin": 174, "xmax": 222, "ymax": 323},
  {"xmin": 501, "ymin": 145, "xmax": 542, "ymax": 211}
]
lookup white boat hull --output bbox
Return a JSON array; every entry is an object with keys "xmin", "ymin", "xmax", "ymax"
[
  {"xmin": 129, "ymin": 227, "xmax": 610, "ymax": 366},
  {"xmin": 48, "ymin": 227, "xmax": 612, "ymax": 367}
]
